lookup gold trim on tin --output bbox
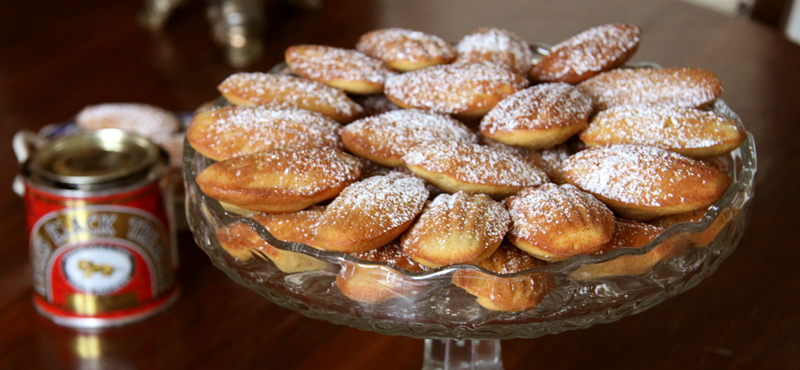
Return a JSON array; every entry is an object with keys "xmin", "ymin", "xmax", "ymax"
[{"xmin": 66, "ymin": 292, "xmax": 139, "ymax": 315}]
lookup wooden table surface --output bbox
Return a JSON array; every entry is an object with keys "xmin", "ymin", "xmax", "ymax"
[{"xmin": 2, "ymin": 0, "xmax": 799, "ymax": 369}]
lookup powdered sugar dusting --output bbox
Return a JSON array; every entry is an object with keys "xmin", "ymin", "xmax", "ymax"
[
  {"xmin": 356, "ymin": 28, "xmax": 455, "ymax": 65},
  {"xmin": 562, "ymin": 145, "xmax": 713, "ymax": 207},
  {"xmin": 402, "ymin": 141, "xmax": 549, "ymax": 186},
  {"xmin": 456, "ymin": 28, "xmax": 534, "ymax": 75},
  {"xmin": 286, "ymin": 45, "xmax": 395, "ymax": 84},
  {"xmin": 385, "ymin": 63, "xmax": 528, "ymax": 114},
  {"xmin": 218, "ymin": 72, "xmax": 363, "ymax": 118},
  {"xmin": 481, "ymin": 83, "xmax": 592, "ymax": 133},
  {"xmin": 582, "ymin": 105, "xmax": 740, "ymax": 149}
]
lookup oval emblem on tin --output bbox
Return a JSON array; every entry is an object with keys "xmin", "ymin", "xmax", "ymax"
[{"xmin": 63, "ymin": 245, "xmax": 134, "ymax": 294}]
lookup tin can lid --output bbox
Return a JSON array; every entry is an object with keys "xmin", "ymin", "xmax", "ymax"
[{"xmin": 27, "ymin": 129, "xmax": 163, "ymax": 187}]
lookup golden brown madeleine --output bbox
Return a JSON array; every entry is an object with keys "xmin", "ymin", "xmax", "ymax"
[
  {"xmin": 216, "ymin": 208, "xmax": 332, "ymax": 273},
  {"xmin": 651, "ymin": 207, "xmax": 734, "ymax": 247},
  {"xmin": 452, "ymin": 243, "xmax": 555, "ymax": 312},
  {"xmin": 341, "ymin": 109, "xmax": 477, "ymax": 167},
  {"xmin": 285, "ymin": 45, "xmax": 395, "ymax": 94},
  {"xmin": 314, "ymin": 172, "xmax": 429, "ymax": 253},
  {"xmin": 568, "ymin": 218, "xmax": 682, "ymax": 280},
  {"xmin": 455, "ymin": 27, "xmax": 534, "ymax": 77},
  {"xmin": 76, "ymin": 103, "xmax": 181, "ymax": 138},
  {"xmin": 530, "ymin": 23, "xmax": 640, "ymax": 84},
  {"xmin": 480, "ymin": 139, "xmax": 572, "ymax": 185},
  {"xmin": 356, "ymin": 28, "xmax": 456, "ymax": 72},
  {"xmin": 401, "ymin": 192, "xmax": 510, "ymax": 268},
  {"xmin": 480, "ymin": 83, "xmax": 592, "ymax": 149},
  {"xmin": 580, "ymin": 105, "xmax": 746, "ymax": 158},
  {"xmin": 187, "ymin": 106, "xmax": 342, "ymax": 161},
  {"xmin": 351, "ymin": 94, "xmax": 401, "ymax": 116},
  {"xmin": 577, "ymin": 67, "xmax": 722, "ymax": 110},
  {"xmin": 402, "ymin": 141, "xmax": 549, "ymax": 199},
  {"xmin": 563, "ymin": 145, "xmax": 732, "ymax": 220},
  {"xmin": 197, "ymin": 147, "xmax": 362, "ymax": 213},
  {"xmin": 336, "ymin": 240, "xmax": 428, "ymax": 303},
  {"xmin": 217, "ymin": 73, "xmax": 364, "ymax": 123},
  {"xmin": 384, "ymin": 62, "xmax": 529, "ymax": 119},
  {"xmin": 505, "ymin": 184, "xmax": 615, "ymax": 261}
]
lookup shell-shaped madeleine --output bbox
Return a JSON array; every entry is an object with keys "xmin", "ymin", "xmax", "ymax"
[
  {"xmin": 568, "ymin": 218, "xmax": 684, "ymax": 280},
  {"xmin": 577, "ymin": 67, "xmax": 722, "ymax": 110},
  {"xmin": 336, "ymin": 240, "xmax": 428, "ymax": 303},
  {"xmin": 314, "ymin": 172, "xmax": 429, "ymax": 253},
  {"xmin": 401, "ymin": 192, "xmax": 510, "ymax": 268},
  {"xmin": 562, "ymin": 145, "xmax": 732, "ymax": 220},
  {"xmin": 341, "ymin": 109, "xmax": 477, "ymax": 167},
  {"xmin": 580, "ymin": 105, "xmax": 746, "ymax": 158},
  {"xmin": 356, "ymin": 28, "xmax": 455, "ymax": 71},
  {"xmin": 530, "ymin": 23, "xmax": 640, "ymax": 84},
  {"xmin": 505, "ymin": 183, "xmax": 615, "ymax": 261},
  {"xmin": 480, "ymin": 83, "xmax": 592, "ymax": 149},
  {"xmin": 480, "ymin": 139, "xmax": 573, "ymax": 185},
  {"xmin": 651, "ymin": 207, "xmax": 734, "ymax": 247},
  {"xmin": 216, "ymin": 208, "xmax": 332, "ymax": 273},
  {"xmin": 285, "ymin": 45, "xmax": 395, "ymax": 94},
  {"xmin": 197, "ymin": 147, "xmax": 362, "ymax": 213},
  {"xmin": 452, "ymin": 243, "xmax": 555, "ymax": 312},
  {"xmin": 455, "ymin": 27, "xmax": 534, "ymax": 77},
  {"xmin": 217, "ymin": 73, "xmax": 364, "ymax": 123},
  {"xmin": 187, "ymin": 106, "xmax": 342, "ymax": 161},
  {"xmin": 402, "ymin": 141, "xmax": 549, "ymax": 199},
  {"xmin": 384, "ymin": 62, "xmax": 529, "ymax": 119}
]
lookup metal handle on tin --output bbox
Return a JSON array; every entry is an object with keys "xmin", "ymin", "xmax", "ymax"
[{"xmin": 12, "ymin": 130, "xmax": 46, "ymax": 197}]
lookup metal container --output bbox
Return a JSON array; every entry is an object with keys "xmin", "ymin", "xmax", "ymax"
[{"xmin": 19, "ymin": 129, "xmax": 180, "ymax": 328}]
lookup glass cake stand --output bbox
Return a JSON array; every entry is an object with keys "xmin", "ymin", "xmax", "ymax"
[{"xmin": 183, "ymin": 100, "xmax": 756, "ymax": 370}]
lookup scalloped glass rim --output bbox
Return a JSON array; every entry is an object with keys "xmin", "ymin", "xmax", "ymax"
[{"xmin": 184, "ymin": 100, "xmax": 756, "ymax": 340}]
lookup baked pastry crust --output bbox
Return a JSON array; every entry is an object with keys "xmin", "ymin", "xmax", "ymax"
[
  {"xmin": 452, "ymin": 243, "xmax": 555, "ymax": 311},
  {"xmin": 529, "ymin": 23, "xmax": 640, "ymax": 84},
  {"xmin": 314, "ymin": 172, "xmax": 429, "ymax": 253},
  {"xmin": 402, "ymin": 192, "xmax": 510, "ymax": 268},
  {"xmin": 197, "ymin": 147, "xmax": 362, "ymax": 213},
  {"xmin": 480, "ymin": 83, "xmax": 592, "ymax": 149},
  {"xmin": 285, "ymin": 45, "xmax": 395, "ymax": 94},
  {"xmin": 341, "ymin": 109, "xmax": 477, "ymax": 167},
  {"xmin": 402, "ymin": 141, "xmax": 549, "ymax": 199},
  {"xmin": 651, "ymin": 207, "xmax": 734, "ymax": 247},
  {"xmin": 336, "ymin": 240, "xmax": 428, "ymax": 303},
  {"xmin": 580, "ymin": 105, "xmax": 746, "ymax": 158},
  {"xmin": 217, "ymin": 73, "xmax": 364, "ymax": 123},
  {"xmin": 455, "ymin": 28, "xmax": 534, "ymax": 77},
  {"xmin": 187, "ymin": 106, "xmax": 342, "ymax": 161},
  {"xmin": 563, "ymin": 145, "xmax": 732, "ymax": 220},
  {"xmin": 384, "ymin": 62, "xmax": 529, "ymax": 119},
  {"xmin": 505, "ymin": 183, "xmax": 615, "ymax": 261},
  {"xmin": 356, "ymin": 28, "xmax": 455, "ymax": 71},
  {"xmin": 577, "ymin": 67, "xmax": 722, "ymax": 110}
]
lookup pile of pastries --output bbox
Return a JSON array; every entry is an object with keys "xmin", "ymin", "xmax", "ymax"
[{"xmin": 189, "ymin": 24, "xmax": 747, "ymax": 312}]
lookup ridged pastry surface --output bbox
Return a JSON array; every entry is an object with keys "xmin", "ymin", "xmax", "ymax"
[
  {"xmin": 384, "ymin": 62, "xmax": 528, "ymax": 118},
  {"xmin": 356, "ymin": 28, "xmax": 455, "ymax": 71},
  {"xmin": 577, "ymin": 67, "xmax": 722, "ymax": 110},
  {"xmin": 286, "ymin": 45, "xmax": 395, "ymax": 94},
  {"xmin": 314, "ymin": 172, "xmax": 428, "ymax": 252},
  {"xmin": 342, "ymin": 109, "xmax": 477, "ymax": 167},
  {"xmin": 403, "ymin": 141, "xmax": 549, "ymax": 198},
  {"xmin": 197, "ymin": 147, "xmax": 362, "ymax": 212},
  {"xmin": 187, "ymin": 106, "xmax": 342, "ymax": 161},
  {"xmin": 217, "ymin": 73, "xmax": 364, "ymax": 123},
  {"xmin": 505, "ymin": 183, "xmax": 615, "ymax": 261},
  {"xmin": 580, "ymin": 105, "xmax": 746, "ymax": 158},
  {"xmin": 402, "ymin": 192, "xmax": 510, "ymax": 268},
  {"xmin": 455, "ymin": 28, "xmax": 534, "ymax": 76},
  {"xmin": 530, "ymin": 23, "xmax": 640, "ymax": 84},
  {"xmin": 562, "ymin": 144, "xmax": 731, "ymax": 220},
  {"xmin": 480, "ymin": 83, "xmax": 592, "ymax": 149}
]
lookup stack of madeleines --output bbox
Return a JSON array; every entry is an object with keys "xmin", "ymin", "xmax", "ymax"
[{"xmin": 189, "ymin": 24, "xmax": 747, "ymax": 312}]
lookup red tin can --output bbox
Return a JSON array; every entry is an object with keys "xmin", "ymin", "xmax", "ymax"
[{"xmin": 20, "ymin": 129, "xmax": 180, "ymax": 328}]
